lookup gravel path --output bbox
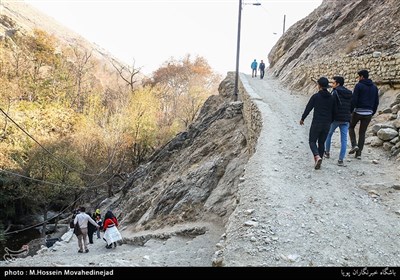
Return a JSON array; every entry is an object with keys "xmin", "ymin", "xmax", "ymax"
[
  {"xmin": 221, "ymin": 74, "xmax": 400, "ymax": 266},
  {"xmin": 1, "ymin": 222, "xmax": 222, "ymax": 267}
]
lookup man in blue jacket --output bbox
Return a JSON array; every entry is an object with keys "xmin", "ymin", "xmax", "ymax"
[
  {"xmin": 348, "ymin": 70, "xmax": 379, "ymax": 159},
  {"xmin": 251, "ymin": 59, "xmax": 258, "ymax": 78},
  {"xmin": 324, "ymin": 76, "xmax": 353, "ymax": 166},
  {"xmin": 300, "ymin": 77, "xmax": 337, "ymax": 170}
]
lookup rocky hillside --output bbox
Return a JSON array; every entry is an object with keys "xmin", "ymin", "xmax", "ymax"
[
  {"xmin": 106, "ymin": 74, "xmax": 252, "ymax": 232},
  {"xmin": 268, "ymin": 0, "xmax": 400, "ymax": 160},
  {"xmin": 269, "ymin": 0, "xmax": 400, "ymax": 92}
]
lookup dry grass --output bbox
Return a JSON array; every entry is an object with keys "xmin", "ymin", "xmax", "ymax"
[
  {"xmin": 345, "ymin": 41, "xmax": 358, "ymax": 54},
  {"xmin": 356, "ymin": 30, "xmax": 366, "ymax": 40}
]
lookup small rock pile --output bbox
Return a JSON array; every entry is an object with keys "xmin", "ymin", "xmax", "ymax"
[{"xmin": 367, "ymin": 93, "xmax": 400, "ymax": 159}]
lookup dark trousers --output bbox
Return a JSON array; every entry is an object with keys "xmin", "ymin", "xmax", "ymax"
[
  {"xmin": 349, "ymin": 113, "xmax": 372, "ymax": 155},
  {"xmin": 309, "ymin": 123, "xmax": 330, "ymax": 157},
  {"xmin": 260, "ymin": 69, "xmax": 265, "ymax": 79},
  {"xmin": 88, "ymin": 228, "xmax": 95, "ymax": 244}
]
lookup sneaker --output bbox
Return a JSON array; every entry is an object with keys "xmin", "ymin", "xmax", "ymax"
[
  {"xmin": 85, "ymin": 249, "xmax": 89, "ymax": 253},
  {"xmin": 314, "ymin": 155, "xmax": 322, "ymax": 170},
  {"xmin": 324, "ymin": 151, "xmax": 330, "ymax": 159},
  {"xmin": 78, "ymin": 250, "xmax": 83, "ymax": 253},
  {"xmin": 113, "ymin": 242, "xmax": 117, "ymax": 248},
  {"xmin": 337, "ymin": 160, "xmax": 344, "ymax": 166},
  {"xmin": 355, "ymin": 155, "xmax": 361, "ymax": 160},
  {"xmin": 349, "ymin": 146, "xmax": 359, "ymax": 154}
]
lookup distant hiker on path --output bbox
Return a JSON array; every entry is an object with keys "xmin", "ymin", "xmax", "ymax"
[
  {"xmin": 324, "ymin": 76, "xmax": 353, "ymax": 166},
  {"xmin": 348, "ymin": 69, "xmax": 379, "ymax": 160},
  {"xmin": 74, "ymin": 206, "xmax": 100, "ymax": 253},
  {"xmin": 251, "ymin": 59, "xmax": 258, "ymax": 78},
  {"xmin": 259, "ymin": 60, "xmax": 266, "ymax": 79},
  {"xmin": 300, "ymin": 77, "xmax": 337, "ymax": 170}
]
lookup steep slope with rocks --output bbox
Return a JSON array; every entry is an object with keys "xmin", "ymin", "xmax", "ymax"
[
  {"xmin": 105, "ymin": 73, "xmax": 251, "ymax": 232},
  {"xmin": 269, "ymin": 0, "xmax": 400, "ymax": 92}
]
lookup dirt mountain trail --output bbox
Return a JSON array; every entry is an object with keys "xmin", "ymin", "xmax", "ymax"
[{"xmin": 222, "ymin": 74, "xmax": 400, "ymax": 266}]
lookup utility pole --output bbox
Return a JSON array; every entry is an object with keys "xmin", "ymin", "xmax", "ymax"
[
  {"xmin": 283, "ymin": 14, "xmax": 286, "ymax": 34},
  {"xmin": 233, "ymin": 0, "xmax": 243, "ymax": 101},
  {"xmin": 234, "ymin": 1, "xmax": 261, "ymax": 101}
]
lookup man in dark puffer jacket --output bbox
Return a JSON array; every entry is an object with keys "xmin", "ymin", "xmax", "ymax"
[
  {"xmin": 324, "ymin": 76, "xmax": 352, "ymax": 166},
  {"xmin": 348, "ymin": 69, "xmax": 379, "ymax": 159},
  {"xmin": 300, "ymin": 77, "xmax": 337, "ymax": 170}
]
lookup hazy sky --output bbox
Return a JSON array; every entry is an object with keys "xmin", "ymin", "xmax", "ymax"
[{"xmin": 24, "ymin": 0, "xmax": 322, "ymax": 76}]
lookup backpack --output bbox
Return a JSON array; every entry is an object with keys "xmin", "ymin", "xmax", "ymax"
[{"xmin": 73, "ymin": 223, "xmax": 82, "ymax": 236}]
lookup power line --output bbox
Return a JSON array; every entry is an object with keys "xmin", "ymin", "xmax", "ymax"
[
  {"xmin": 0, "ymin": 168, "xmax": 112, "ymax": 189},
  {"xmin": 1, "ymin": 155, "xmax": 126, "ymax": 235}
]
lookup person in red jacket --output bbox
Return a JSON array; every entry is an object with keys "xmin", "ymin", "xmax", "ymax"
[{"xmin": 103, "ymin": 210, "xmax": 122, "ymax": 249}]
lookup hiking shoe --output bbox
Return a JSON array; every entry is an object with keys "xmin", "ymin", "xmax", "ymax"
[
  {"xmin": 314, "ymin": 155, "xmax": 322, "ymax": 170},
  {"xmin": 337, "ymin": 160, "xmax": 344, "ymax": 166},
  {"xmin": 349, "ymin": 146, "xmax": 359, "ymax": 154},
  {"xmin": 324, "ymin": 151, "xmax": 330, "ymax": 159}
]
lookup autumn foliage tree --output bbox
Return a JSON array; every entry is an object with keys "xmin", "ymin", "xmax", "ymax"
[{"xmin": 150, "ymin": 54, "xmax": 221, "ymax": 129}]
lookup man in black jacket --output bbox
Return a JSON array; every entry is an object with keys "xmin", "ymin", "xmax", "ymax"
[
  {"xmin": 348, "ymin": 70, "xmax": 379, "ymax": 159},
  {"xmin": 324, "ymin": 76, "xmax": 353, "ymax": 166},
  {"xmin": 300, "ymin": 77, "xmax": 337, "ymax": 170},
  {"xmin": 259, "ymin": 60, "xmax": 266, "ymax": 79}
]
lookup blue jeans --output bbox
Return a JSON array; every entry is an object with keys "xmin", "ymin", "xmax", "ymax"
[{"xmin": 325, "ymin": 121, "xmax": 349, "ymax": 161}]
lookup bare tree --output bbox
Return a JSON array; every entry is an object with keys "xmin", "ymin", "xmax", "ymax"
[
  {"xmin": 110, "ymin": 58, "xmax": 142, "ymax": 93},
  {"xmin": 71, "ymin": 46, "xmax": 94, "ymax": 112}
]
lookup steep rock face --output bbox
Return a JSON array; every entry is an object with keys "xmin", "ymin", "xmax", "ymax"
[
  {"xmin": 269, "ymin": 0, "xmax": 400, "ymax": 93},
  {"xmin": 113, "ymin": 75, "xmax": 250, "ymax": 231}
]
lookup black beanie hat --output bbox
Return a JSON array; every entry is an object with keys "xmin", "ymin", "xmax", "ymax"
[{"xmin": 317, "ymin": 77, "xmax": 329, "ymax": 88}]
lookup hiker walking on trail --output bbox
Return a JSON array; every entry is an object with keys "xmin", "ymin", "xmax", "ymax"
[
  {"xmin": 74, "ymin": 206, "xmax": 100, "ymax": 253},
  {"xmin": 324, "ymin": 76, "xmax": 352, "ymax": 166},
  {"xmin": 259, "ymin": 60, "xmax": 266, "ymax": 79},
  {"xmin": 348, "ymin": 69, "xmax": 379, "ymax": 160},
  {"xmin": 251, "ymin": 59, "xmax": 258, "ymax": 78},
  {"xmin": 103, "ymin": 210, "xmax": 122, "ymax": 249},
  {"xmin": 300, "ymin": 77, "xmax": 337, "ymax": 170}
]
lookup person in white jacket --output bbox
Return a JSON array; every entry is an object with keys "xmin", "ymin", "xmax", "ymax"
[{"xmin": 74, "ymin": 206, "xmax": 99, "ymax": 253}]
